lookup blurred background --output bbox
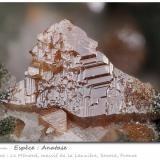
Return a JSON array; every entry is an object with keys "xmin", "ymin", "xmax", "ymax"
[{"xmin": 0, "ymin": 3, "xmax": 160, "ymax": 89}]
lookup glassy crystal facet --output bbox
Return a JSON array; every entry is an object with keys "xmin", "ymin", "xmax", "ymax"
[{"xmin": 6, "ymin": 20, "xmax": 155, "ymax": 118}]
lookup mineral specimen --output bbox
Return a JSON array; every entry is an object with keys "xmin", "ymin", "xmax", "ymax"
[
  {"xmin": 3, "ymin": 19, "xmax": 160, "ymax": 119},
  {"xmin": 0, "ymin": 64, "xmax": 16, "ymax": 102},
  {"xmin": 39, "ymin": 108, "xmax": 67, "ymax": 133}
]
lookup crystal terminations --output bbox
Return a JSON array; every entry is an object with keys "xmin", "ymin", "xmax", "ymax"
[{"xmin": 6, "ymin": 20, "xmax": 157, "ymax": 118}]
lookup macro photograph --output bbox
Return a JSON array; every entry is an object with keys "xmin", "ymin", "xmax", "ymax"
[{"xmin": 0, "ymin": 3, "xmax": 160, "ymax": 142}]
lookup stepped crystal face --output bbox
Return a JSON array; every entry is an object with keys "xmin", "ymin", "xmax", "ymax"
[{"xmin": 7, "ymin": 20, "xmax": 154, "ymax": 117}]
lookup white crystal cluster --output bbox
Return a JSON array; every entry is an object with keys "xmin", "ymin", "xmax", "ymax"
[{"xmin": 7, "ymin": 20, "xmax": 149, "ymax": 117}]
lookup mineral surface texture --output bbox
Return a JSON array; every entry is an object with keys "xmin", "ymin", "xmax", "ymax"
[{"xmin": 5, "ymin": 19, "xmax": 159, "ymax": 118}]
